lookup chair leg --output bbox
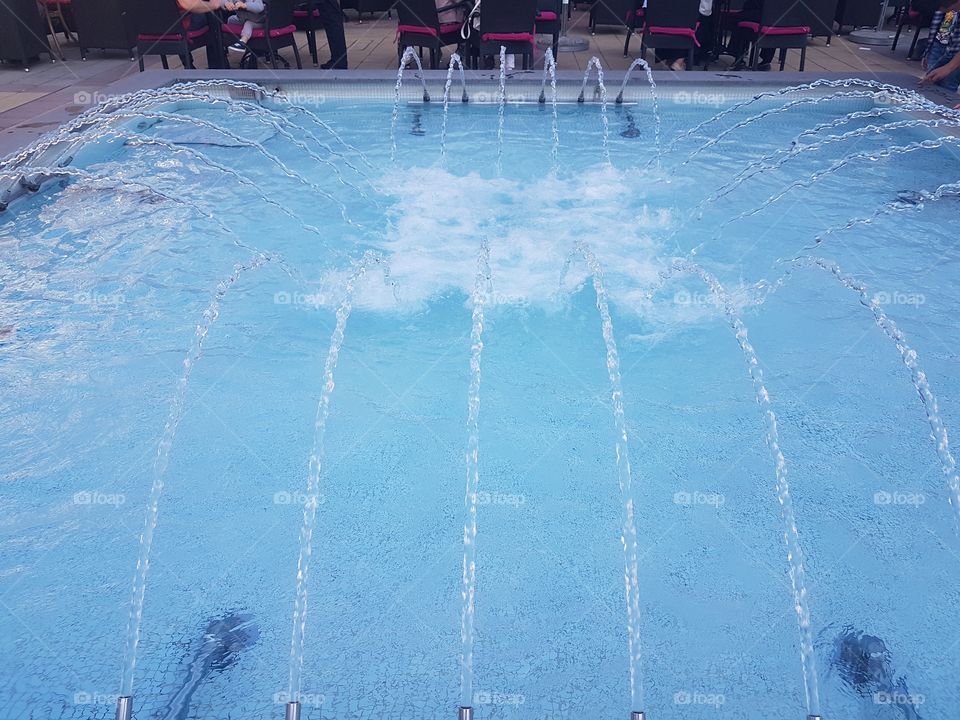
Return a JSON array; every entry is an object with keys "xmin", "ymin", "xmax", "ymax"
[
  {"xmin": 908, "ymin": 25, "xmax": 921, "ymax": 58},
  {"xmin": 138, "ymin": 50, "xmax": 144, "ymax": 72},
  {"xmin": 750, "ymin": 43, "xmax": 757, "ymax": 70},
  {"xmin": 799, "ymin": 45, "xmax": 806, "ymax": 71},
  {"xmin": 687, "ymin": 47, "xmax": 694, "ymax": 69},
  {"xmin": 552, "ymin": 33, "xmax": 559, "ymax": 60},
  {"xmin": 307, "ymin": 29, "xmax": 317, "ymax": 65},
  {"xmin": 779, "ymin": 47, "xmax": 787, "ymax": 71},
  {"xmin": 292, "ymin": 39, "xmax": 302, "ymax": 69},
  {"xmin": 892, "ymin": 20, "xmax": 904, "ymax": 51},
  {"xmin": 161, "ymin": 54, "xmax": 169, "ymax": 69},
  {"xmin": 624, "ymin": 27, "xmax": 632, "ymax": 56}
]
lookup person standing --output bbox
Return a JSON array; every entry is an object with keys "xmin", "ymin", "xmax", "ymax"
[{"xmin": 315, "ymin": 0, "xmax": 349, "ymax": 68}]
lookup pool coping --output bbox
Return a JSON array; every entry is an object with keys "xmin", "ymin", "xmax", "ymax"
[{"xmin": 1, "ymin": 69, "xmax": 954, "ymax": 211}]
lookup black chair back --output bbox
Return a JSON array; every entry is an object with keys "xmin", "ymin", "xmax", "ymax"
[
  {"xmin": 760, "ymin": 0, "xmax": 812, "ymax": 28},
  {"xmin": 265, "ymin": 0, "xmax": 297, "ymax": 30},
  {"xmin": 644, "ymin": 0, "xmax": 700, "ymax": 27},
  {"xmin": 802, "ymin": 0, "xmax": 839, "ymax": 36},
  {"xmin": 0, "ymin": 0, "xmax": 49, "ymax": 61},
  {"xmin": 590, "ymin": 0, "xmax": 635, "ymax": 27},
  {"xmin": 396, "ymin": 0, "xmax": 441, "ymax": 29},
  {"xmin": 480, "ymin": 0, "xmax": 538, "ymax": 34},
  {"xmin": 73, "ymin": 0, "xmax": 136, "ymax": 51},
  {"xmin": 130, "ymin": 0, "xmax": 188, "ymax": 37}
]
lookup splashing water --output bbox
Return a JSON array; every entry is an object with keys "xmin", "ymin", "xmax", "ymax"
[
  {"xmin": 798, "ymin": 257, "xmax": 960, "ymax": 529},
  {"xmin": 497, "ymin": 46, "xmax": 507, "ymax": 176},
  {"xmin": 571, "ymin": 241, "xmax": 644, "ymax": 713},
  {"xmin": 577, "ymin": 57, "xmax": 610, "ymax": 163},
  {"xmin": 539, "ymin": 48, "xmax": 560, "ymax": 167},
  {"xmin": 392, "ymin": 47, "xmax": 431, "ymax": 163},
  {"xmin": 459, "ymin": 239, "xmax": 491, "ymax": 711},
  {"xmin": 120, "ymin": 253, "xmax": 272, "ymax": 697},
  {"xmin": 617, "ymin": 58, "xmax": 661, "ymax": 169},
  {"xmin": 662, "ymin": 258, "xmax": 821, "ymax": 718},
  {"xmin": 441, "ymin": 53, "xmax": 469, "ymax": 163},
  {"xmin": 287, "ymin": 251, "xmax": 384, "ymax": 702}
]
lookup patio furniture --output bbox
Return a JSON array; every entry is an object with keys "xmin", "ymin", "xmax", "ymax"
[
  {"xmin": 805, "ymin": 0, "xmax": 840, "ymax": 44},
  {"xmin": 222, "ymin": 0, "xmax": 302, "ymax": 69},
  {"xmin": 891, "ymin": 0, "xmax": 936, "ymax": 58},
  {"xmin": 38, "ymin": 0, "xmax": 75, "ymax": 60},
  {"xmin": 628, "ymin": 0, "xmax": 702, "ymax": 68},
  {"xmin": 738, "ymin": 0, "xmax": 810, "ymax": 70},
  {"xmin": 395, "ymin": 0, "xmax": 464, "ymax": 69},
  {"xmin": 132, "ymin": 0, "xmax": 212, "ymax": 71},
  {"xmin": 72, "ymin": 0, "xmax": 136, "ymax": 60},
  {"xmin": 536, "ymin": 0, "xmax": 562, "ymax": 58},
  {"xmin": 0, "ymin": 0, "xmax": 55, "ymax": 70},
  {"xmin": 294, "ymin": 0, "xmax": 320, "ymax": 64},
  {"xmin": 589, "ymin": 0, "xmax": 635, "ymax": 34},
  {"xmin": 477, "ymin": 0, "xmax": 538, "ymax": 69},
  {"xmin": 836, "ymin": 0, "xmax": 887, "ymax": 30}
]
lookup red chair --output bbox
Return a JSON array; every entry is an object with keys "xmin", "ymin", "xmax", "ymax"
[
  {"xmin": 395, "ymin": 0, "xmax": 464, "ymax": 69},
  {"xmin": 131, "ymin": 0, "xmax": 211, "ymax": 71},
  {"xmin": 221, "ymin": 0, "xmax": 302, "ymax": 69},
  {"xmin": 629, "ymin": 0, "xmax": 702, "ymax": 69},
  {"xmin": 891, "ymin": 0, "xmax": 935, "ymax": 59},
  {"xmin": 738, "ymin": 0, "xmax": 810, "ymax": 70},
  {"xmin": 536, "ymin": 0, "xmax": 561, "ymax": 59},
  {"xmin": 478, "ymin": 0, "xmax": 538, "ymax": 70}
]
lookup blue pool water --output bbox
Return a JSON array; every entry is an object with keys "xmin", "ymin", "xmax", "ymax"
[{"xmin": 1, "ymin": 79, "xmax": 959, "ymax": 720}]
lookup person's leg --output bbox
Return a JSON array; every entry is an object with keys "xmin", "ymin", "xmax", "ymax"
[{"xmin": 316, "ymin": 0, "xmax": 348, "ymax": 68}]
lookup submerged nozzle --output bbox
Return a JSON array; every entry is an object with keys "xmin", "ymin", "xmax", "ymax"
[
  {"xmin": 577, "ymin": 91, "xmax": 585, "ymax": 103},
  {"xmin": 458, "ymin": 707, "xmax": 473, "ymax": 720},
  {"xmin": 615, "ymin": 91, "xmax": 624, "ymax": 104},
  {"xmin": 285, "ymin": 701, "xmax": 301, "ymax": 720},
  {"xmin": 423, "ymin": 91, "xmax": 431, "ymax": 103},
  {"xmin": 538, "ymin": 90, "xmax": 545, "ymax": 104},
  {"xmin": 115, "ymin": 695, "xmax": 133, "ymax": 720},
  {"xmin": 630, "ymin": 712, "xmax": 645, "ymax": 720},
  {"xmin": 807, "ymin": 716, "xmax": 822, "ymax": 720}
]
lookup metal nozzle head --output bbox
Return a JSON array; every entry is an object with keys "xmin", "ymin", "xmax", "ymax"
[
  {"xmin": 630, "ymin": 712, "xmax": 646, "ymax": 720},
  {"xmin": 285, "ymin": 701, "xmax": 301, "ymax": 720},
  {"xmin": 458, "ymin": 707, "xmax": 473, "ymax": 720},
  {"xmin": 615, "ymin": 92, "xmax": 624, "ymax": 105},
  {"xmin": 806, "ymin": 716, "xmax": 822, "ymax": 720},
  {"xmin": 115, "ymin": 696, "xmax": 133, "ymax": 720}
]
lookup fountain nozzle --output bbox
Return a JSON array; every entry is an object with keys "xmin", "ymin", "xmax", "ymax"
[
  {"xmin": 630, "ymin": 712, "xmax": 646, "ymax": 720},
  {"xmin": 285, "ymin": 701, "xmax": 301, "ymax": 720},
  {"xmin": 577, "ymin": 91, "xmax": 585, "ymax": 103},
  {"xmin": 615, "ymin": 91, "xmax": 624, "ymax": 105},
  {"xmin": 115, "ymin": 695, "xmax": 133, "ymax": 720},
  {"xmin": 458, "ymin": 706, "xmax": 473, "ymax": 720},
  {"xmin": 807, "ymin": 716, "xmax": 822, "ymax": 720},
  {"xmin": 423, "ymin": 91, "xmax": 431, "ymax": 103}
]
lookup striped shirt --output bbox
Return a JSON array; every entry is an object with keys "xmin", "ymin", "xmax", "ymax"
[{"xmin": 929, "ymin": 10, "xmax": 960, "ymax": 55}]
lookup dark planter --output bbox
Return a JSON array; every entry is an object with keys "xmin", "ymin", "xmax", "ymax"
[{"xmin": 0, "ymin": 0, "xmax": 54, "ymax": 69}]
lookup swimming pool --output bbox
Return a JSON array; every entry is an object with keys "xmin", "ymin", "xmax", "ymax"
[{"xmin": 1, "ymin": 67, "xmax": 958, "ymax": 720}]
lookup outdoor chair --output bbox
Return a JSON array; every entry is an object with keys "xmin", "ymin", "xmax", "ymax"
[
  {"xmin": 222, "ymin": 0, "xmax": 302, "ymax": 69},
  {"xmin": 132, "ymin": 0, "xmax": 212, "ymax": 70},
  {"xmin": 536, "ymin": 0, "xmax": 562, "ymax": 59},
  {"xmin": 395, "ymin": 0, "xmax": 466, "ymax": 69},
  {"xmin": 477, "ymin": 0, "xmax": 538, "ymax": 70},
  {"xmin": 628, "ymin": 0, "xmax": 703, "ymax": 69},
  {"xmin": 738, "ymin": 0, "xmax": 810, "ymax": 70},
  {"xmin": 72, "ymin": 0, "xmax": 136, "ymax": 61},
  {"xmin": 0, "ymin": 0, "xmax": 55, "ymax": 70},
  {"xmin": 892, "ymin": 0, "xmax": 937, "ymax": 59}
]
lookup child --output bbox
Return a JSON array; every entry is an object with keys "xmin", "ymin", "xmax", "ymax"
[
  {"xmin": 224, "ymin": 0, "xmax": 267, "ymax": 55},
  {"xmin": 920, "ymin": 1, "xmax": 960, "ymax": 90}
]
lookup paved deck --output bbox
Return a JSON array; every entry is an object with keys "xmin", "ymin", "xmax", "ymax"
[{"xmin": 0, "ymin": 7, "xmax": 941, "ymax": 154}]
